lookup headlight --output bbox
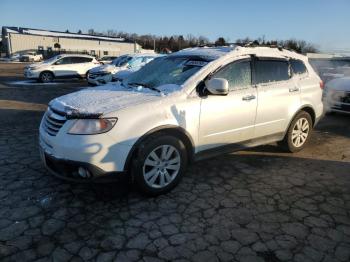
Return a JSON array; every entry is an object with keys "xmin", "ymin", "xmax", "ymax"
[{"xmin": 68, "ymin": 118, "xmax": 117, "ymax": 135}]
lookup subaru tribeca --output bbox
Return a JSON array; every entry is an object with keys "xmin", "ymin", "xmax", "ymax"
[{"xmin": 39, "ymin": 46, "xmax": 323, "ymax": 195}]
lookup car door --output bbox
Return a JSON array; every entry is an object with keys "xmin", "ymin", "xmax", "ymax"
[
  {"xmin": 198, "ymin": 57, "xmax": 258, "ymax": 151},
  {"xmin": 52, "ymin": 57, "xmax": 74, "ymax": 77},
  {"xmin": 70, "ymin": 57, "xmax": 93, "ymax": 76},
  {"xmin": 253, "ymin": 58, "xmax": 301, "ymax": 138}
]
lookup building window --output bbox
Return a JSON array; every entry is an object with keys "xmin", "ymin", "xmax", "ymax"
[
  {"xmin": 91, "ymin": 50, "xmax": 96, "ymax": 56},
  {"xmin": 47, "ymin": 47, "xmax": 52, "ymax": 53},
  {"xmin": 38, "ymin": 46, "xmax": 44, "ymax": 51},
  {"xmin": 103, "ymin": 51, "xmax": 108, "ymax": 56}
]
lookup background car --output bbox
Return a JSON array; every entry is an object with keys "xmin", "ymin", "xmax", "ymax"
[
  {"xmin": 87, "ymin": 53, "xmax": 159, "ymax": 85},
  {"xmin": 323, "ymin": 77, "xmax": 350, "ymax": 114},
  {"xmin": 24, "ymin": 54, "xmax": 101, "ymax": 83},
  {"xmin": 98, "ymin": 56, "xmax": 118, "ymax": 64},
  {"xmin": 19, "ymin": 52, "xmax": 43, "ymax": 62}
]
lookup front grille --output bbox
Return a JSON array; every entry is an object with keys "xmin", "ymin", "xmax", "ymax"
[
  {"xmin": 89, "ymin": 72, "xmax": 109, "ymax": 79},
  {"xmin": 43, "ymin": 107, "xmax": 67, "ymax": 136}
]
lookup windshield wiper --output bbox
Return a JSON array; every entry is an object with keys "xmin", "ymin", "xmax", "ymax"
[{"xmin": 128, "ymin": 82, "xmax": 161, "ymax": 93}]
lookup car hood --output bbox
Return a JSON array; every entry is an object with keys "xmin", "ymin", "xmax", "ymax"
[
  {"xmin": 325, "ymin": 77, "xmax": 350, "ymax": 92},
  {"xmin": 89, "ymin": 64, "xmax": 124, "ymax": 74},
  {"xmin": 48, "ymin": 83, "xmax": 181, "ymax": 117}
]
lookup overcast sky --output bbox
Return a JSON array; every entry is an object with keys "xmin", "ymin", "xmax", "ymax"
[{"xmin": 1, "ymin": 0, "xmax": 349, "ymax": 52}]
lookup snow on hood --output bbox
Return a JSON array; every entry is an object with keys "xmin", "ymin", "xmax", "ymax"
[
  {"xmin": 89, "ymin": 64, "xmax": 120, "ymax": 73},
  {"xmin": 326, "ymin": 77, "xmax": 350, "ymax": 91},
  {"xmin": 49, "ymin": 83, "xmax": 181, "ymax": 117}
]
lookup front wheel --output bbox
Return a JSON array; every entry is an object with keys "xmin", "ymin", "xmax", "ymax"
[
  {"xmin": 279, "ymin": 111, "xmax": 313, "ymax": 153},
  {"xmin": 39, "ymin": 72, "xmax": 54, "ymax": 83},
  {"xmin": 131, "ymin": 134, "xmax": 188, "ymax": 196}
]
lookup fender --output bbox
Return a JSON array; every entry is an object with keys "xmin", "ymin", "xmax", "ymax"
[
  {"xmin": 282, "ymin": 104, "xmax": 316, "ymax": 138},
  {"xmin": 123, "ymin": 125, "xmax": 195, "ymax": 171}
]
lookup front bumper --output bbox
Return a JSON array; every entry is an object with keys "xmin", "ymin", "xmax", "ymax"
[
  {"xmin": 40, "ymin": 148, "xmax": 125, "ymax": 183},
  {"xmin": 24, "ymin": 69, "xmax": 40, "ymax": 79},
  {"xmin": 87, "ymin": 73, "xmax": 113, "ymax": 85},
  {"xmin": 323, "ymin": 90, "xmax": 350, "ymax": 114},
  {"xmin": 39, "ymin": 120, "xmax": 133, "ymax": 178}
]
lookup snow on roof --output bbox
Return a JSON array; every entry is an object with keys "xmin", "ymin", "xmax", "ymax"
[
  {"xmin": 169, "ymin": 46, "xmax": 306, "ymax": 62},
  {"xmin": 171, "ymin": 46, "xmax": 235, "ymax": 61},
  {"xmin": 4, "ymin": 27, "xmax": 125, "ymax": 42}
]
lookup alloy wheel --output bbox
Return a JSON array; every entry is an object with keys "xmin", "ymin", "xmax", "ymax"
[
  {"xmin": 291, "ymin": 117, "xmax": 310, "ymax": 147},
  {"xmin": 143, "ymin": 145, "xmax": 181, "ymax": 189},
  {"xmin": 41, "ymin": 72, "xmax": 53, "ymax": 83}
]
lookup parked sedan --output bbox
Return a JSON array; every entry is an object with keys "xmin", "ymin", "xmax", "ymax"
[
  {"xmin": 98, "ymin": 56, "xmax": 118, "ymax": 64},
  {"xmin": 24, "ymin": 54, "xmax": 101, "ymax": 83},
  {"xmin": 323, "ymin": 77, "xmax": 350, "ymax": 114},
  {"xmin": 87, "ymin": 54, "xmax": 159, "ymax": 85}
]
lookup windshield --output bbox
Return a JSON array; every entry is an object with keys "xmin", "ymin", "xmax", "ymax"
[
  {"xmin": 125, "ymin": 56, "xmax": 207, "ymax": 88},
  {"xmin": 112, "ymin": 56, "xmax": 132, "ymax": 67}
]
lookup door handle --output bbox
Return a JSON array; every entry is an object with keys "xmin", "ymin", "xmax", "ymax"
[
  {"xmin": 242, "ymin": 94, "xmax": 256, "ymax": 101},
  {"xmin": 289, "ymin": 87, "xmax": 300, "ymax": 93}
]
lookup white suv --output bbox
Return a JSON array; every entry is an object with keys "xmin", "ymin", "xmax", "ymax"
[
  {"xmin": 39, "ymin": 46, "xmax": 323, "ymax": 195},
  {"xmin": 24, "ymin": 54, "xmax": 100, "ymax": 83}
]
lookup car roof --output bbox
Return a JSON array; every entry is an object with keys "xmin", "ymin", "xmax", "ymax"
[
  {"xmin": 126, "ymin": 53, "xmax": 162, "ymax": 58},
  {"xmin": 57, "ymin": 54, "xmax": 95, "ymax": 58},
  {"xmin": 169, "ymin": 46, "xmax": 307, "ymax": 62}
]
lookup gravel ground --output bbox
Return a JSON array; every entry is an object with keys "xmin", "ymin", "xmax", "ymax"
[{"xmin": 0, "ymin": 63, "xmax": 349, "ymax": 262}]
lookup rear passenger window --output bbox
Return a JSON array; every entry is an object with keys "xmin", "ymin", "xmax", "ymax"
[
  {"xmin": 290, "ymin": 59, "xmax": 308, "ymax": 75},
  {"xmin": 255, "ymin": 60, "xmax": 290, "ymax": 84},
  {"xmin": 71, "ymin": 57, "xmax": 92, "ymax": 63},
  {"xmin": 212, "ymin": 60, "xmax": 251, "ymax": 90}
]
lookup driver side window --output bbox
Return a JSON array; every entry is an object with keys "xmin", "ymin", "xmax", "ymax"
[{"xmin": 212, "ymin": 60, "xmax": 252, "ymax": 91}]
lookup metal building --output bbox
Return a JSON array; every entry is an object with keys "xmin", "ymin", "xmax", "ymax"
[{"xmin": 1, "ymin": 26, "xmax": 141, "ymax": 58}]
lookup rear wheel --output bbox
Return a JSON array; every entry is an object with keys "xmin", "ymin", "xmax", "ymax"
[
  {"xmin": 131, "ymin": 134, "xmax": 188, "ymax": 196},
  {"xmin": 279, "ymin": 111, "xmax": 312, "ymax": 152},
  {"xmin": 39, "ymin": 71, "xmax": 54, "ymax": 83}
]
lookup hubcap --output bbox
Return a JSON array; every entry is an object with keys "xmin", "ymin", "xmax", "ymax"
[
  {"xmin": 292, "ymin": 117, "xmax": 309, "ymax": 148},
  {"xmin": 143, "ymin": 145, "xmax": 181, "ymax": 189},
  {"xmin": 42, "ymin": 73, "xmax": 52, "ymax": 82}
]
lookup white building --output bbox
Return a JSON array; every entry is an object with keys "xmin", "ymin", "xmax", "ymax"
[{"xmin": 1, "ymin": 26, "xmax": 141, "ymax": 58}]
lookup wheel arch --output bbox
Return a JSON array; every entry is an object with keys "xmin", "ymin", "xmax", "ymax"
[
  {"xmin": 299, "ymin": 105, "xmax": 316, "ymax": 126},
  {"xmin": 39, "ymin": 70, "xmax": 55, "ymax": 78},
  {"xmin": 123, "ymin": 125, "xmax": 195, "ymax": 172},
  {"xmin": 283, "ymin": 105, "xmax": 316, "ymax": 139}
]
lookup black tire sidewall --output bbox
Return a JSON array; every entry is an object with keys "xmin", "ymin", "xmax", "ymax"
[
  {"xmin": 286, "ymin": 111, "xmax": 312, "ymax": 152},
  {"xmin": 40, "ymin": 72, "xmax": 53, "ymax": 83},
  {"xmin": 132, "ymin": 134, "xmax": 188, "ymax": 196}
]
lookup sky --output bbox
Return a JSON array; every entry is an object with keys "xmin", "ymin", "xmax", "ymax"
[{"xmin": 1, "ymin": 0, "xmax": 349, "ymax": 52}]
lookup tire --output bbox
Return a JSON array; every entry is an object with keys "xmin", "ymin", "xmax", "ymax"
[
  {"xmin": 131, "ymin": 134, "xmax": 188, "ymax": 196},
  {"xmin": 279, "ymin": 111, "xmax": 313, "ymax": 153},
  {"xmin": 39, "ymin": 71, "xmax": 54, "ymax": 83}
]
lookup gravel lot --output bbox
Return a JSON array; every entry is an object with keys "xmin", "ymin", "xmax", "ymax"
[{"xmin": 0, "ymin": 63, "xmax": 349, "ymax": 262}]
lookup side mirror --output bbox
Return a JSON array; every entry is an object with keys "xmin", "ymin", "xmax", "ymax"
[{"xmin": 205, "ymin": 78, "xmax": 229, "ymax": 95}]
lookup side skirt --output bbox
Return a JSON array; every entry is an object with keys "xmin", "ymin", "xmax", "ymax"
[{"xmin": 194, "ymin": 132, "xmax": 285, "ymax": 162}]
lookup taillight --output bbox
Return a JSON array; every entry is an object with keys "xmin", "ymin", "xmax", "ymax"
[{"xmin": 320, "ymin": 81, "xmax": 324, "ymax": 89}]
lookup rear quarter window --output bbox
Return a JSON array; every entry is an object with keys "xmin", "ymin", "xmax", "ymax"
[
  {"xmin": 255, "ymin": 60, "xmax": 290, "ymax": 84},
  {"xmin": 290, "ymin": 59, "xmax": 308, "ymax": 75}
]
